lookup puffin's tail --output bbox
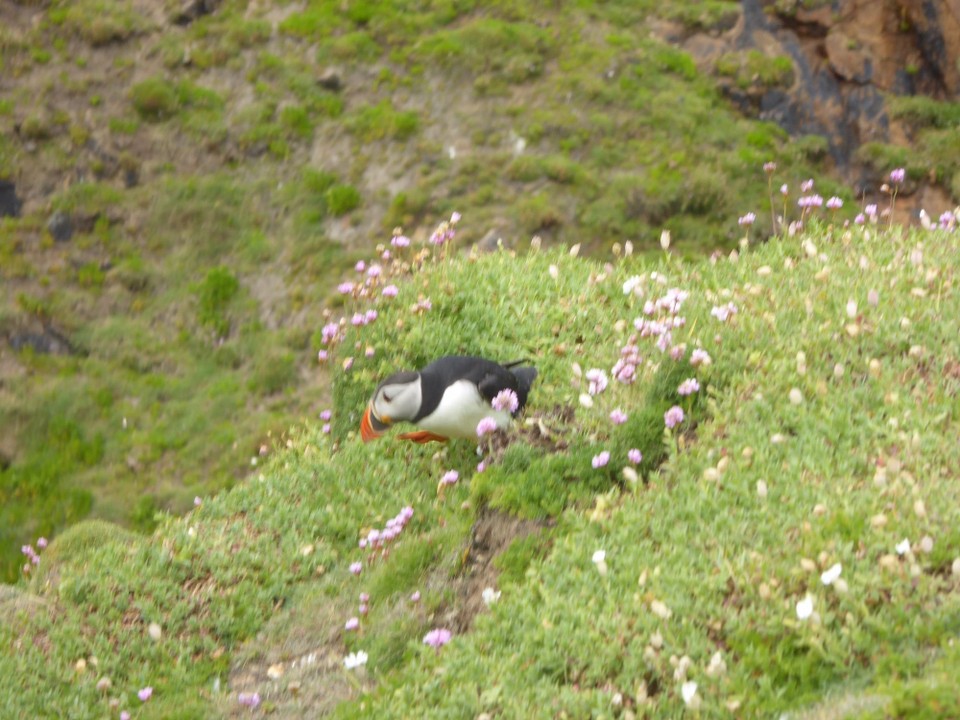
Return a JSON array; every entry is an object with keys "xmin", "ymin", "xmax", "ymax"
[{"xmin": 508, "ymin": 364, "xmax": 538, "ymax": 414}]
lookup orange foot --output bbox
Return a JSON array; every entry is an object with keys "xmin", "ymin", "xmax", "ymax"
[{"xmin": 397, "ymin": 431, "xmax": 449, "ymax": 444}]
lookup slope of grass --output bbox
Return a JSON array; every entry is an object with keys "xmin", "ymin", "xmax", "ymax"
[
  {"xmin": 0, "ymin": 0, "xmax": 844, "ymax": 584},
  {"xmin": 2, "ymin": 212, "xmax": 959, "ymax": 717}
]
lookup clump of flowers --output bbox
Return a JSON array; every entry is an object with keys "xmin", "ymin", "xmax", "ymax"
[
  {"xmin": 20, "ymin": 537, "xmax": 47, "ymax": 575},
  {"xmin": 358, "ymin": 505, "xmax": 415, "ymax": 559}
]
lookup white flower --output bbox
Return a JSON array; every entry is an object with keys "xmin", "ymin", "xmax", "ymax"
[
  {"xmin": 622, "ymin": 275, "xmax": 642, "ymax": 295},
  {"xmin": 789, "ymin": 388, "xmax": 803, "ymax": 405},
  {"xmin": 706, "ymin": 651, "xmax": 726, "ymax": 678},
  {"xmin": 796, "ymin": 595, "xmax": 814, "ymax": 620},
  {"xmin": 650, "ymin": 599, "xmax": 672, "ymax": 619},
  {"xmin": 592, "ymin": 550, "xmax": 606, "ymax": 565},
  {"xmin": 344, "ymin": 651, "xmax": 368, "ymax": 670},
  {"xmin": 846, "ymin": 299, "xmax": 858, "ymax": 319},
  {"xmin": 660, "ymin": 229, "xmax": 671, "ymax": 250},
  {"xmin": 481, "ymin": 587, "xmax": 501, "ymax": 606},
  {"xmin": 896, "ymin": 538, "xmax": 911, "ymax": 556},
  {"xmin": 681, "ymin": 681, "xmax": 698, "ymax": 706},
  {"xmin": 821, "ymin": 563, "xmax": 842, "ymax": 586}
]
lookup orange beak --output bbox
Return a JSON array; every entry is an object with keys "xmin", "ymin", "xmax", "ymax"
[{"xmin": 360, "ymin": 405, "xmax": 388, "ymax": 442}]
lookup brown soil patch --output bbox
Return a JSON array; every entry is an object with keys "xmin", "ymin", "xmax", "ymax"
[{"xmin": 436, "ymin": 506, "xmax": 550, "ymax": 635}]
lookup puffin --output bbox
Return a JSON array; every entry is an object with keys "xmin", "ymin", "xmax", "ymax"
[{"xmin": 360, "ymin": 355, "xmax": 538, "ymax": 443}]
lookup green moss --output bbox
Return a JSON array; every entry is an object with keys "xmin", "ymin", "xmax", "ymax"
[
  {"xmin": 130, "ymin": 77, "xmax": 179, "ymax": 120},
  {"xmin": 347, "ymin": 100, "xmax": 420, "ymax": 142},
  {"xmin": 326, "ymin": 184, "xmax": 362, "ymax": 216},
  {"xmin": 195, "ymin": 266, "xmax": 240, "ymax": 338}
]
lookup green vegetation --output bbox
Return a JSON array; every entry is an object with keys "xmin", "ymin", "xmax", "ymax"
[
  {"xmin": 2, "ymin": 220, "xmax": 959, "ymax": 717},
  {"xmin": 3, "ymin": 2, "xmax": 960, "ymax": 714},
  {"xmin": 716, "ymin": 49, "xmax": 795, "ymax": 89}
]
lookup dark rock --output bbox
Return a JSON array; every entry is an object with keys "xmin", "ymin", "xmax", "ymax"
[
  {"xmin": 47, "ymin": 211, "xmax": 74, "ymax": 242},
  {"xmin": 9, "ymin": 327, "xmax": 74, "ymax": 356},
  {"xmin": 0, "ymin": 180, "xmax": 21, "ymax": 218},
  {"xmin": 172, "ymin": 0, "xmax": 222, "ymax": 25},
  {"xmin": 317, "ymin": 69, "xmax": 343, "ymax": 92}
]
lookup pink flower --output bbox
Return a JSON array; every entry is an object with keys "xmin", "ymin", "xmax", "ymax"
[
  {"xmin": 854, "ymin": 213, "xmax": 866, "ymax": 225},
  {"xmin": 121, "ymin": 713, "xmax": 131, "ymax": 720},
  {"xmin": 322, "ymin": 423, "xmax": 331, "ymax": 434},
  {"xmin": 238, "ymin": 692, "xmax": 261, "ymax": 709},
  {"xmin": 491, "ymin": 389, "xmax": 519, "ymax": 413},
  {"xmin": 193, "ymin": 497, "xmax": 202, "ymax": 507},
  {"xmin": 355, "ymin": 261, "xmax": 366, "ymax": 273},
  {"xmin": 440, "ymin": 470, "xmax": 459, "ymax": 485},
  {"xmin": 365, "ymin": 309, "xmax": 378, "ymax": 323},
  {"xmin": 628, "ymin": 448, "xmax": 642, "ymax": 464},
  {"xmin": 382, "ymin": 284, "xmax": 399, "ymax": 297},
  {"xmin": 710, "ymin": 303, "xmax": 737, "ymax": 322},
  {"xmin": 345, "ymin": 617, "xmax": 359, "ymax": 631},
  {"xmin": 664, "ymin": 406, "xmax": 685, "ymax": 429},
  {"xmin": 391, "ymin": 234, "xmax": 411, "ymax": 248},
  {"xmin": 410, "ymin": 591, "xmax": 421, "ymax": 603},
  {"xmin": 476, "ymin": 417, "xmax": 499, "ymax": 437},
  {"xmin": 763, "ymin": 161, "xmax": 777, "ymax": 174},
  {"xmin": 450, "ymin": 211, "xmax": 461, "ymax": 224},
  {"xmin": 360, "ymin": 592, "xmax": 369, "ymax": 603},
  {"xmin": 477, "ymin": 461, "xmax": 486, "ymax": 473},
  {"xmin": 350, "ymin": 562, "xmax": 362, "ymax": 576},
  {"xmin": 801, "ymin": 178, "xmax": 814, "ymax": 193},
  {"xmin": 738, "ymin": 212, "xmax": 756, "ymax": 227},
  {"xmin": 677, "ymin": 378, "xmax": 700, "ymax": 396},
  {"xmin": 366, "ymin": 264, "xmax": 382, "ymax": 278},
  {"xmin": 365, "ymin": 347, "xmax": 375, "ymax": 358},
  {"xmin": 36, "ymin": 537, "xmax": 48, "ymax": 549},
  {"xmin": 337, "ymin": 282, "xmax": 355, "ymax": 295},
  {"xmin": 317, "ymin": 349, "xmax": 328, "ymax": 362},
  {"xmin": 826, "ymin": 196, "xmax": 843, "ymax": 210},
  {"xmin": 320, "ymin": 409, "xmax": 332, "ymax": 421},
  {"xmin": 609, "ymin": 409, "xmax": 628, "ymax": 425},
  {"xmin": 423, "ymin": 628, "xmax": 452, "ymax": 649},
  {"xmin": 890, "ymin": 167, "xmax": 905, "ymax": 184},
  {"xmin": 586, "ymin": 369, "xmax": 608, "ymax": 395},
  {"xmin": 780, "ymin": 183, "xmax": 788, "ymax": 196},
  {"xmin": 690, "ymin": 348, "xmax": 711, "ymax": 367},
  {"xmin": 592, "ymin": 451, "xmax": 610, "ymax": 469},
  {"xmin": 138, "ymin": 687, "xmax": 153, "ymax": 702},
  {"xmin": 359, "ymin": 603, "xmax": 368, "ymax": 615},
  {"xmin": 321, "ymin": 322, "xmax": 340, "ymax": 345},
  {"xmin": 612, "ymin": 360, "xmax": 636, "ymax": 384}
]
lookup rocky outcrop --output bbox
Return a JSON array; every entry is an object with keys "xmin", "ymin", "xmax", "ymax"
[
  {"xmin": 7, "ymin": 326, "xmax": 74, "ymax": 356},
  {"xmin": 675, "ymin": 0, "xmax": 960, "ymax": 194},
  {"xmin": 0, "ymin": 180, "xmax": 21, "ymax": 218}
]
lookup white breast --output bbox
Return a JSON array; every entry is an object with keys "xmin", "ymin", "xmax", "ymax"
[{"xmin": 417, "ymin": 380, "xmax": 512, "ymax": 439}]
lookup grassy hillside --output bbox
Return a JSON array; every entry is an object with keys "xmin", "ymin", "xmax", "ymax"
[
  {"xmin": 0, "ymin": 0, "xmax": 839, "ymax": 581},
  {"xmin": 2, "ymin": 199, "xmax": 959, "ymax": 717}
]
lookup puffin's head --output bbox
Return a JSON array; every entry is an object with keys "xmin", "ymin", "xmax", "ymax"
[{"xmin": 360, "ymin": 370, "xmax": 421, "ymax": 442}]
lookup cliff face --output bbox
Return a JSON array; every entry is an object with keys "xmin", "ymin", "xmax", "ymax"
[{"xmin": 672, "ymin": 0, "xmax": 960, "ymax": 211}]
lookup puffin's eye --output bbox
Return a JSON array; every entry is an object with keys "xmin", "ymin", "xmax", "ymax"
[{"xmin": 382, "ymin": 392, "xmax": 393, "ymax": 403}]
